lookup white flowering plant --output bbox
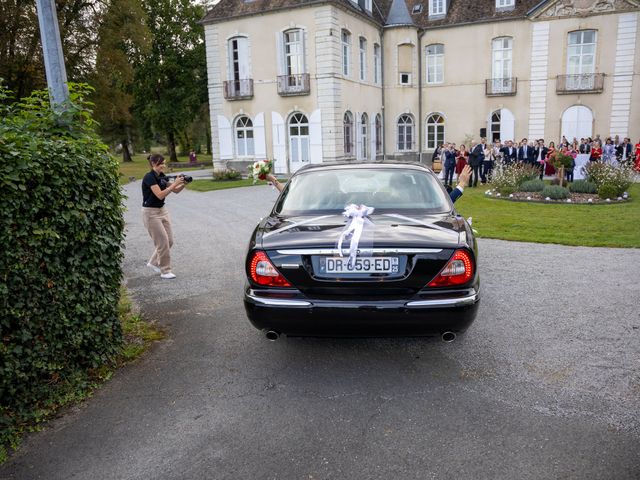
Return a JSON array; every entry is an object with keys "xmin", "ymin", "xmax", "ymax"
[
  {"xmin": 247, "ymin": 159, "xmax": 274, "ymax": 184},
  {"xmin": 490, "ymin": 162, "xmax": 539, "ymax": 195},
  {"xmin": 584, "ymin": 162, "xmax": 634, "ymax": 197}
]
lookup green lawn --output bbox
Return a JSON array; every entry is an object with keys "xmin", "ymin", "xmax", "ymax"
[
  {"xmin": 118, "ymin": 154, "xmax": 208, "ymax": 184},
  {"xmin": 454, "ymin": 183, "xmax": 640, "ymax": 248},
  {"xmin": 187, "ymin": 178, "xmax": 282, "ymax": 192}
]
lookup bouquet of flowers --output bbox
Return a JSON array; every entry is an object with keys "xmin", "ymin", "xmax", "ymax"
[{"xmin": 248, "ymin": 159, "xmax": 273, "ymax": 184}]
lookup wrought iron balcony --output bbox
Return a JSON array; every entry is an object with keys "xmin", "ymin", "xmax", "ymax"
[
  {"xmin": 223, "ymin": 79, "xmax": 253, "ymax": 100},
  {"xmin": 556, "ymin": 73, "xmax": 604, "ymax": 94},
  {"xmin": 485, "ymin": 77, "xmax": 517, "ymax": 96},
  {"xmin": 277, "ymin": 73, "xmax": 310, "ymax": 96}
]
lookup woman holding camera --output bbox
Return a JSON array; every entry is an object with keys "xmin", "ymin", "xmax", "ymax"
[{"xmin": 142, "ymin": 154, "xmax": 185, "ymax": 279}]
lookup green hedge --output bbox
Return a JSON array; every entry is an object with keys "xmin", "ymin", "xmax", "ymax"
[
  {"xmin": 0, "ymin": 85, "xmax": 124, "ymax": 455},
  {"xmin": 519, "ymin": 179, "xmax": 545, "ymax": 192},
  {"xmin": 542, "ymin": 185, "xmax": 570, "ymax": 200},
  {"xmin": 569, "ymin": 179, "xmax": 597, "ymax": 194}
]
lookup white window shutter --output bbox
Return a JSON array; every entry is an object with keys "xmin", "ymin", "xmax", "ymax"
[
  {"xmin": 369, "ymin": 114, "xmax": 376, "ymax": 161},
  {"xmin": 500, "ymin": 108, "xmax": 515, "ymax": 142},
  {"xmin": 271, "ymin": 111, "xmax": 287, "ymax": 173},
  {"xmin": 254, "ymin": 112, "xmax": 266, "ymax": 158},
  {"xmin": 217, "ymin": 115, "xmax": 233, "ymax": 159},
  {"xmin": 275, "ymin": 32, "xmax": 284, "ymax": 76},
  {"xmin": 309, "ymin": 109, "xmax": 323, "ymax": 164},
  {"xmin": 238, "ymin": 37, "xmax": 250, "ymax": 79}
]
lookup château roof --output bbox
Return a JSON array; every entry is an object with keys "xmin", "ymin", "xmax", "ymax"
[{"xmin": 386, "ymin": 0, "xmax": 414, "ymax": 26}]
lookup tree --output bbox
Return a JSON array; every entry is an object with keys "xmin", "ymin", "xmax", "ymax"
[
  {"xmin": 91, "ymin": 0, "xmax": 150, "ymax": 162},
  {"xmin": 0, "ymin": 1, "xmax": 106, "ymax": 100},
  {"xmin": 133, "ymin": 0, "xmax": 207, "ymax": 162}
]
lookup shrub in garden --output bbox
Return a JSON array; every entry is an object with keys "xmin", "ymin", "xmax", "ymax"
[
  {"xmin": 584, "ymin": 162, "xmax": 633, "ymax": 197},
  {"xmin": 519, "ymin": 179, "xmax": 545, "ymax": 192},
  {"xmin": 0, "ymin": 85, "xmax": 124, "ymax": 455},
  {"xmin": 541, "ymin": 185, "xmax": 570, "ymax": 199},
  {"xmin": 213, "ymin": 168, "xmax": 241, "ymax": 181},
  {"xmin": 597, "ymin": 184, "xmax": 618, "ymax": 200},
  {"xmin": 491, "ymin": 162, "xmax": 539, "ymax": 194},
  {"xmin": 569, "ymin": 179, "xmax": 597, "ymax": 194}
]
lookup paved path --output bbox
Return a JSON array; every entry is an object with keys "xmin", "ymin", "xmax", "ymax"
[{"xmin": 2, "ymin": 183, "xmax": 639, "ymax": 480}]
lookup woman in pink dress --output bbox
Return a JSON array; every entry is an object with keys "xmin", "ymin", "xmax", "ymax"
[
  {"xmin": 635, "ymin": 140, "xmax": 640, "ymax": 171},
  {"xmin": 545, "ymin": 142, "xmax": 556, "ymax": 176}
]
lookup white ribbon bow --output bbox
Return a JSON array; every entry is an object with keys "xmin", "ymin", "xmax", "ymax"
[{"xmin": 337, "ymin": 204, "xmax": 374, "ymax": 267}]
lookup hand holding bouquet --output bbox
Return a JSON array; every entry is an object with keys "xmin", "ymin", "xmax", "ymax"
[{"xmin": 248, "ymin": 159, "xmax": 273, "ymax": 184}]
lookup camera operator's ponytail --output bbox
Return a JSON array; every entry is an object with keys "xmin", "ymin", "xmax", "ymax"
[{"xmin": 149, "ymin": 154, "xmax": 164, "ymax": 167}]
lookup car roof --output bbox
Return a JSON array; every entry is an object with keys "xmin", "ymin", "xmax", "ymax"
[{"xmin": 293, "ymin": 161, "xmax": 433, "ymax": 175}]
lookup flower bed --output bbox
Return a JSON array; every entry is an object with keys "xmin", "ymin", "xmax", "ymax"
[{"xmin": 485, "ymin": 190, "xmax": 630, "ymax": 204}]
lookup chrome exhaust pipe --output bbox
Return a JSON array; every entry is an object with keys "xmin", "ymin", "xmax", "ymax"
[
  {"xmin": 265, "ymin": 330, "xmax": 280, "ymax": 341},
  {"xmin": 441, "ymin": 331, "xmax": 456, "ymax": 343}
]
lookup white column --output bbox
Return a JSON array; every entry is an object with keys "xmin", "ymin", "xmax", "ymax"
[
  {"xmin": 528, "ymin": 22, "xmax": 550, "ymax": 140},
  {"xmin": 609, "ymin": 13, "xmax": 638, "ymax": 139}
]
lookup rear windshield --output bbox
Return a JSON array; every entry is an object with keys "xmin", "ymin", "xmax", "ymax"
[{"xmin": 273, "ymin": 168, "xmax": 451, "ymax": 215}]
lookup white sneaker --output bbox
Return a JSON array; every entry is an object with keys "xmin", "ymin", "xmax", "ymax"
[
  {"xmin": 146, "ymin": 263, "xmax": 161, "ymax": 273},
  {"xmin": 160, "ymin": 272, "xmax": 176, "ymax": 279}
]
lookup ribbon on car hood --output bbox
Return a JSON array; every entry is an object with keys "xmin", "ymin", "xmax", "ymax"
[{"xmin": 337, "ymin": 204, "xmax": 374, "ymax": 267}]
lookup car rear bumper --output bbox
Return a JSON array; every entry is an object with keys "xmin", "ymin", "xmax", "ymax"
[{"xmin": 243, "ymin": 288, "xmax": 480, "ymax": 337}]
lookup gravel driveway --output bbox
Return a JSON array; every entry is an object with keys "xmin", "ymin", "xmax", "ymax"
[{"xmin": 2, "ymin": 182, "xmax": 639, "ymax": 480}]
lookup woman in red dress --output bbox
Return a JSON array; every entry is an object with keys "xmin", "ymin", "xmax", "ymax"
[
  {"xmin": 635, "ymin": 140, "xmax": 640, "ymax": 171},
  {"xmin": 590, "ymin": 140, "xmax": 602, "ymax": 162},
  {"xmin": 455, "ymin": 144, "xmax": 468, "ymax": 181},
  {"xmin": 545, "ymin": 141, "xmax": 556, "ymax": 176}
]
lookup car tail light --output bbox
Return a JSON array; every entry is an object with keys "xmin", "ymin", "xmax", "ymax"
[
  {"xmin": 427, "ymin": 249, "xmax": 474, "ymax": 287},
  {"xmin": 248, "ymin": 251, "xmax": 291, "ymax": 287}
]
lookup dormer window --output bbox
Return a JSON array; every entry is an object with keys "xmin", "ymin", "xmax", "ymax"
[
  {"xmin": 429, "ymin": 0, "xmax": 446, "ymax": 17},
  {"xmin": 412, "ymin": 4, "xmax": 423, "ymax": 14},
  {"xmin": 496, "ymin": 0, "xmax": 515, "ymax": 10}
]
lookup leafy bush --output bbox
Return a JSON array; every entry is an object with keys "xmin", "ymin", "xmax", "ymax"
[
  {"xmin": 598, "ymin": 184, "xmax": 618, "ymax": 200},
  {"xmin": 550, "ymin": 151, "xmax": 574, "ymax": 170},
  {"xmin": 0, "ymin": 85, "xmax": 124, "ymax": 456},
  {"xmin": 491, "ymin": 162, "xmax": 539, "ymax": 193},
  {"xmin": 519, "ymin": 179, "xmax": 545, "ymax": 192},
  {"xmin": 584, "ymin": 162, "xmax": 634, "ymax": 197},
  {"xmin": 569, "ymin": 179, "xmax": 597, "ymax": 194},
  {"xmin": 213, "ymin": 168, "xmax": 241, "ymax": 180},
  {"xmin": 542, "ymin": 185, "xmax": 570, "ymax": 199}
]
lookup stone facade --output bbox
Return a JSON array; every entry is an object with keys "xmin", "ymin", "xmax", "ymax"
[{"xmin": 203, "ymin": 0, "xmax": 640, "ymax": 173}]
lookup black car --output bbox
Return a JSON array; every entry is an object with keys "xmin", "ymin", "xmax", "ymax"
[{"xmin": 243, "ymin": 162, "xmax": 479, "ymax": 341}]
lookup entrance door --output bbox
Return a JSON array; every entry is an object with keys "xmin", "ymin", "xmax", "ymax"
[
  {"xmin": 488, "ymin": 108, "xmax": 515, "ymax": 143},
  {"xmin": 288, "ymin": 113, "xmax": 310, "ymax": 173},
  {"xmin": 561, "ymin": 106, "xmax": 593, "ymax": 142}
]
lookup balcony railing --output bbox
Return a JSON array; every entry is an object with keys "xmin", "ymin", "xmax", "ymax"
[
  {"xmin": 485, "ymin": 77, "xmax": 517, "ymax": 96},
  {"xmin": 223, "ymin": 79, "xmax": 253, "ymax": 100},
  {"xmin": 277, "ymin": 73, "xmax": 310, "ymax": 96},
  {"xmin": 556, "ymin": 73, "xmax": 604, "ymax": 94}
]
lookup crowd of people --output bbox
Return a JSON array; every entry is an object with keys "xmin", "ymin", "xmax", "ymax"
[{"xmin": 434, "ymin": 135, "xmax": 640, "ymax": 187}]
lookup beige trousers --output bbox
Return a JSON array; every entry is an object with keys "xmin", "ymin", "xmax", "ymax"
[{"xmin": 142, "ymin": 207, "xmax": 174, "ymax": 274}]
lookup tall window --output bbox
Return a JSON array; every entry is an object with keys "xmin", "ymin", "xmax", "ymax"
[
  {"xmin": 228, "ymin": 36, "xmax": 249, "ymax": 85},
  {"xmin": 284, "ymin": 29, "xmax": 304, "ymax": 77},
  {"xmin": 490, "ymin": 110, "xmax": 501, "ymax": 143},
  {"xmin": 429, "ymin": 0, "xmax": 445, "ymax": 16},
  {"xmin": 491, "ymin": 37, "xmax": 513, "ymax": 93},
  {"xmin": 359, "ymin": 37, "xmax": 367, "ymax": 81},
  {"xmin": 342, "ymin": 30, "xmax": 351, "ymax": 76},
  {"xmin": 426, "ymin": 44, "xmax": 444, "ymax": 84},
  {"xmin": 375, "ymin": 114, "xmax": 382, "ymax": 155},
  {"xmin": 397, "ymin": 115, "xmax": 414, "ymax": 152},
  {"xmin": 426, "ymin": 113, "xmax": 445, "ymax": 150},
  {"xmin": 289, "ymin": 113, "xmax": 310, "ymax": 163},
  {"xmin": 235, "ymin": 116, "xmax": 254, "ymax": 157},
  {"xmin": 567, "ymin": 30, "xmax": 596, "ymax": 75},
  {"xmin": 344, "ymin": 111, "xmax": 354, "ymax": 156},
  {"xmin": 373, "ymin": 43, "xmax": 381, "ymax": 84},
  {"xmin": 360, "ymin": 113, "xmax": 368, "ymax": 159}
]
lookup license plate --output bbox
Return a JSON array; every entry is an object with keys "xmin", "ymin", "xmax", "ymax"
[{"xmin": 322, "ymin": 256, "xmax": 399, "ymax": 274}]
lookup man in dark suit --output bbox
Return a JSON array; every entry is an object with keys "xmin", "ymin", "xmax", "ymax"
[
  {"xmin": 467, "ymin": 140, "xmax": 485, "ymax": 187},
  {"xmin": 533, "ymin": 139, "xmax": 548, "ymax": 180},
  {"xmin": 616, "ymin": 137, "xmax": 633, "ymax": 164},
  {"xmin": 579, "ymin": 138, "xmax": 591, "ymax": 154},
  {"xmin": 518, "ymin": 138, "xmax": 535, "ymax": 165},
  {"xmin": 500, "ymin": 140, "xmax": 517, "ymax": 165}
]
